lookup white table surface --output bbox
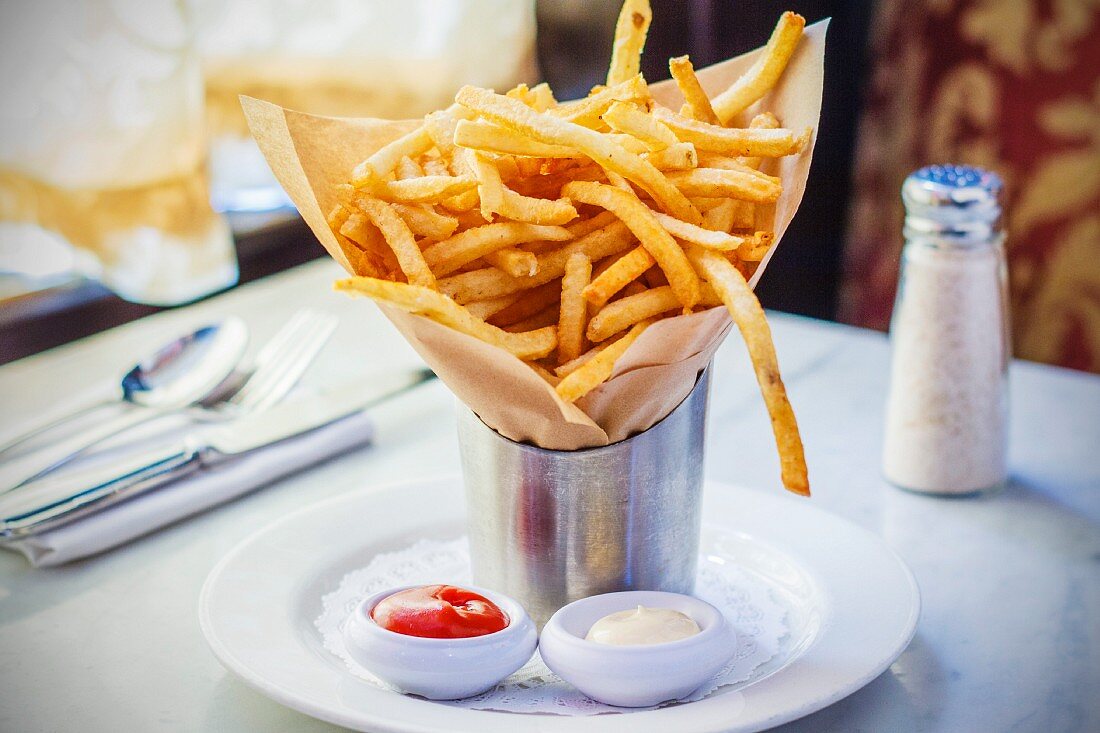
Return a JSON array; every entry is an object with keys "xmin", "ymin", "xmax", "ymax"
[{"xmin": 1, "ymin": 259, "xmax": 1097, "ymax": 733}]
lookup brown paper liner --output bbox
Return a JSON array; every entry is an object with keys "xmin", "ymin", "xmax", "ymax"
[{"xmin": 243, "ymin": 20, "xmax": 827, "ymax": 450}]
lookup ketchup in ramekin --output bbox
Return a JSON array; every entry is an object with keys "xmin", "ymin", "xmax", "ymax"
[{"xmin": 370, "ymin": 584, "xmax": 509, "ymax": 638}]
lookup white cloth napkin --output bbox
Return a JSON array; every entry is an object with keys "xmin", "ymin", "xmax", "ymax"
[{"xmin": 2, "ymin": 410, "xmax": 374, "ymax": 567}]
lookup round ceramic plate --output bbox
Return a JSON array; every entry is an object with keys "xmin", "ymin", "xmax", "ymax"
[{"xmin": 200, "ymin": 476, "xmax": 919, "ymax": 733}]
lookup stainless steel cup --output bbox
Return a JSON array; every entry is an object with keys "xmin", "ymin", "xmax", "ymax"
[{"xmin": 458, "ymin": 368, "xmax": 710, "ymax": 627}]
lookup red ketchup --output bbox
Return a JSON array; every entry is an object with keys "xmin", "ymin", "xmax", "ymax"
[{"xmin": 371, "ymin": 585, "xmax": 509, "ymax": 638}]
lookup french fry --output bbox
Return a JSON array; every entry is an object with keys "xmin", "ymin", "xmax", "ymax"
[
  {"xmin": 469, "ymin": 150, "xmax": 505, "ymax": 221},
  {"xmin": 421, "ymin": 157, "xmax": 452, "ymax": 177},
  {"xmin": 666, "ymin": 168, "xmax": 782, "ymax": 203},
  {"xmin": 607, "ymin": 0, "xmax": 652, "ymax": 86},
  {"xmin": 438, "ymin": 220, "xmax": 635, "ymax": 302},
  {"xmin": 351, "ymin": 124, "xmax": 433, "ymax": 186},
  {"xmin": 456, "ymin": 86, "xmax": 702, "ymax": 224},
  {"xmin": 337, "ymin": 211, "xmax": 374, "ymax": 244},
  {"xmin": 643, "ymin": 142, "xmax": 698, "ymax": 171},
  {"xmin": 589, "ymin": 286, "xmax": 679, "ymax": 342},
  {"xmin": 434, "ymin": 267, "xmax": 529, "ymax": 306},
  {"xmin": 521, "ymin": 220, "xmax": 636, "ymax": 285},
  {"xmin": 705, "ymin": 117, "xmax": 772, "ymax": 237},
  {"xmin": 608, "ymin": 132, "xmax": 651, "ymax": 154},
  {"xmin": 327, "ymin": 203, "xmax": 350, "ymax": 231},
  {"xmin": 330, "ymin": 206, "xmax": 390, "ymax": 277},
  {"xmin": 506, "ymin": 83, "xmax": 562, "ymax": 115},
  {"xmin": 730, "ymin": 202, "xmax": 757, "ymax": 230},
  {"xmin": 374, "ymin": 175, "xmax": 478, "ymax": 204},
  {"xmin": 652, "ymin": 211, "xmax": 753, "ymax": 250},
  {"xmin": 504, "ymin": 304, "xmax": 562, "ymax": 333},
  {"xmin": 519, "ymin": 240, "xmax": 562, "ymax": 255},
  {"xmin": 395, "ymin": 155, "xmax": 424, "ymax": 180},
  {"xmin": 591, "ymin": 253, "xmax": 621, "ymax": 280},
  {"xmin": 558, "ymin": 253, "xmax": 592, "ymax": 363},
  {"xmin": 452, "ymin": 208, "xmax": 489, "ymax": 230},
  {"xmin": 555, "ymin": 319, "xmax": 653, "ymax": 402},
  {"xmin": 329, "ymin": 205, "xmax": 362, "ymax": 251},
  {"xmin": 340, "ymin": 242, "xmax": 384, "ymax": 279},
  {"xmin": 442, "ymin": 141, "xmax": 479, "ymax": 215},
  {"xmin": 651, "ymin": 107, "xmax": 809, "ymax": 158},
  {"xmin": 423, "ymin": 104, "xmax": 474, "ymax": 157},
  {"xmin": 391, "ymin": 203, "xmax": 459, "ymax": 241},
  {"xmin": 527, "ymin": 362, "xmax": 562, "ymax": 387},
  {"xmin": 454, "ymin": 119, "xmax": 579, "ymax": 158},
  {"xmin": 562, "ymin": 181, "xmax": 700, "ymax": 308},
  {"xmin": 527, "ymin": 82, "xmax": 558, "ymax": 112},
  {"xmin": 497, "ymin": 189, "xmax": 578, "ymax": 226},
  {"xmin": 583, "ymin": 245, "xmax": 655, "ymax": 308},
  {"xmin": 567, "ymin": 211, "xmax": 619, "ymax": 237},
  {"xmin": 355, "ymin": 198, "xmax": 437, "ymax": 289},
  {"xmin": 554, "ymin": 338, "xmax": 613, "ymax": 377},
  {"xmin": 506, "ymin": 82, "xmax": 535, "ymax": 104},
  {"xmin": 701, "ymin": 199, "xmax": 738, "ymax": 233},
  {"xmin": 606, "ymin": 170, "xmax": 635, "ymax": 193},
  {"xmin": 422, "ymin": 222, "xmax": 572, "ymax": 276},
  {"xmin": 726, "ymin": 200, "xmax": 757, "ymax": 235},
  {"xmin": 341, "ymin": 214, "xmax": 402, "ymax": 279},
  {"xmin": 519, "ymin": 159, "xmax": 548, "ymax": 178},
  {"xmin": 465, "ymin": 291, "xmax": 523, "ymax": 320},
  {"xmin": 485, "ymin": 247, "xmax": 540, "ymax": 278},
  {"xmin": 509, "ymin": 165, "xmax": 605, "ymax": 200},
  {"xmin": 695, "ymin": 153, "xmax": 781, "ymax": 184},
  {"xmin": 711, "ymin": 12, "xmax": 805, "ymax": 124},
  {"xmin": 442, "ymin": 188, "xmax": 482, "ymax": 213},
  {"xmin": 642, "ymin": 264, "xmax": 668, "ymax": 288},
  {"xmin": 740, "ymin": 111, "xmax": 782, "ymax": 169},
  {"xmin": 587, "ymin": 283, "xmax": 723, "ymax": 342},
  {"xmin": 736, "ymin": 232, "xmax": 775, "ymax": 261},
  {"xmin": 488, "ymin": 279, "xmax": 563, "ymax": 326},
  {"xmin": 669, "ymin": 55, "xmax": 721, "ymax": 125},
  {"xmin": 336, "ymin": 277, "xmax": 557, "ymax": 360},
  {"xmin": 512, "ymin": 157, "xmax": 544, "ymax": 178},
  {"xmin": 551, "ymin": 75, "xmax": 652, "ymax": 128},
  {"xmin": 686, "ymin": 246, "xmax": 809, "ymax": 495},
  {"xmin": 689, "ymin": 196, "xmax": 726, "ymax": 211},
  {"xmin": 494, "ymin": 155, "xmax": 522, "ymax": 182},
  {"xmin": 749, "ymin": 111, "xmax": 781, "ymax": 128},
  {"xmin": 602, "ymin": 101, "xmax": 679, "ymax": 150}
]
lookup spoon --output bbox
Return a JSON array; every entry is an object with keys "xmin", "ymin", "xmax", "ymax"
[{"xmin": 0, "ymin": 318, "xmax": 249, "ymax": 488}]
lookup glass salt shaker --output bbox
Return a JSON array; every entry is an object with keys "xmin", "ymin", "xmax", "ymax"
[{"xmin": 882, "ymin": 165, "xmax": 1010, "ymax": 495}]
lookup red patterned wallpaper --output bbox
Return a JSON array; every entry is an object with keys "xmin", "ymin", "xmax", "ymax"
[{"xmin": 841, "ymin": 0, "xmax": 1100, "ymax": 372}]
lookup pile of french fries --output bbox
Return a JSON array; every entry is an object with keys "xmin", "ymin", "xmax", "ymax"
[{"xmin": 332, "ymin": 2, "xmax": 811, "ymax": 496}]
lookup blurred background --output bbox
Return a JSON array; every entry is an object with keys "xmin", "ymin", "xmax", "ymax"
[{"xmin": 0, "ymin": 0, "xmax": 1097, "ymax": 372}]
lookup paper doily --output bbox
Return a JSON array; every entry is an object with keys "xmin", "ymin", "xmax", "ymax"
[{"xmin": 316, "ymin": 537, "xmax": 788, "ymax": 715}]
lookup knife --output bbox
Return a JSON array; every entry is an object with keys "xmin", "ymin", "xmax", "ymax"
[{"xmin": 0, "ymin": 367, "xmax": 436, "ymax": 540}]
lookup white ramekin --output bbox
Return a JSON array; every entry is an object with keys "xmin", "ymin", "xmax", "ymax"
[
  {"xmin": 538, "ymin": 590, "xmax": 737, "ymax": 707},
  {"xmin": 342, "ymin": 584, "xmax": 537, "ymax": 700}
]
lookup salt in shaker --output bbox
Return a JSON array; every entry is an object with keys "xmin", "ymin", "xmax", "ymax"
[{"xmin": 882, "ymin": 164, "xmax": 1010, "ymax": 495}]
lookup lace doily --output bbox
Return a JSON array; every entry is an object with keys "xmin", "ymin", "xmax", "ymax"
[{"xmin": 316, "ymin": 537, "xmax": 787, "ymax": 715}]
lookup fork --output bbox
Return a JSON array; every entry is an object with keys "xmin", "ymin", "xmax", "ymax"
[
  {"xmin": 208, "ymin": 309, "xmax": 339, "ymax": 415},
  {"xmin": 0, "ymin": 309, "xmax": 338, "ymax": 491}
]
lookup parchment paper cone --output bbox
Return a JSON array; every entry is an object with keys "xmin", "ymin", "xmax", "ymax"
[{"xmin": 243, "ymin": 20, "xmax": 826, "ymax": 450}]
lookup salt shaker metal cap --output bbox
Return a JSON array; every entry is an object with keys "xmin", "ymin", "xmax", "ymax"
[{"xmin": 902, "ymin": 164, "xmax": 1004, "ymax": 245}]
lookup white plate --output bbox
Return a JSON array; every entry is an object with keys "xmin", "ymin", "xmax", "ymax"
[{"xmin": 200, "ymin": 476, "xmax": 919, "ymax": 733}]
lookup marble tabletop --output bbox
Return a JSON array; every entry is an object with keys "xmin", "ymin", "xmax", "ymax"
[{"xmin": 0, "ymin": 259, "xmax": 1097, "ymax": 733}]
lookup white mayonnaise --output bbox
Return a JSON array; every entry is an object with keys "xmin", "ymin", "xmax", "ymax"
[{"xmin": 585, "ymin": 606, "xmax": 700, "ymax": 646}]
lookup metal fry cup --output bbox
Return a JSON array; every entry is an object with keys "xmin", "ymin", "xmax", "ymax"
[{"xmin": 458, "ymin": 368, "xmax": 710, "ymax": 627}]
